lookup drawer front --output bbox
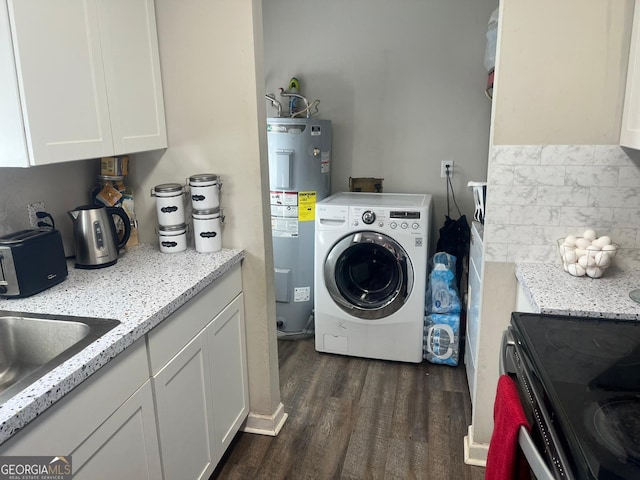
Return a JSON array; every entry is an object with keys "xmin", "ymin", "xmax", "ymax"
[
  {"xmin": 469, "ymin": 223, "xmax": 484, "ymax": 278},
  {"xmin": 147, "ymin": 264, "xmax": 242, "ymax": 375}
]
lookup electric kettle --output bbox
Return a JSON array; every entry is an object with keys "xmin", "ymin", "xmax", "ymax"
[{"xmin": 68, "ymin": 205, "xmax": 131, "ymax": 269}]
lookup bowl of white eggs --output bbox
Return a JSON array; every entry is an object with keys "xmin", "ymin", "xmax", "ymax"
[{"xmin": 557, "ymin": 229, "xmax": 619, "ymax": 278}]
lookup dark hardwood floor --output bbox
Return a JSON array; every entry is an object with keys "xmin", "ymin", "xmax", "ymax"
[{"xmin": 212, "ymin": 338, "xmax": 485, "ymax": 479}]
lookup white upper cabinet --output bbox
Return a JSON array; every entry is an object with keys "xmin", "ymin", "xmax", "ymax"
[
  {"xmin": 0, "ymin": 0, "xmax": 167, "ymax": 167},
  {"xmin": 621, "ymin": 1, "xmax": 640, "ymax": 149}
]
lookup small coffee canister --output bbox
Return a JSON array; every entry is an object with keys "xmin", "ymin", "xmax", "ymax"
[
  {"xmin": 188, "ymin": 174, "xmax": 221, "ymax": 211},
  {"xmin": 192, "ymin": 208, "xmax": 222, "ymax": 253},
  {"xmin": 151, "ymin": 183, "xmax": 185, "ymax": 227},
  {"xmin": 158, "ymin": 223, "xmax": 187, "ymax": 253}
]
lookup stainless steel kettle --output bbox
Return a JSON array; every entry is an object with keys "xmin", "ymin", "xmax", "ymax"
[{"xmin": 68, "ymin": 205, "xmax": 131, "ymax": 269}]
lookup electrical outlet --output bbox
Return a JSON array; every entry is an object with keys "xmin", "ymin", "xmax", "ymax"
[
  {"xmin": 27, "ymin": 202, "xmax": 46, "ymax": 228},
  {"xmin": 441, "ymin": 160, "xmax": 454, "ymax": 178}
]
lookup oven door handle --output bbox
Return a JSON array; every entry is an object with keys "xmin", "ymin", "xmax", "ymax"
[
  {"xmin": 500, "ymin": 329, "xmax": 556, "ymax": 480},
  {"xmin": 499, "ymin": 329, "xmax": 514, "ymax": 375},
  {"xmin": 518, "ymin": 427, "xmax": 554, "ymax": 480}
]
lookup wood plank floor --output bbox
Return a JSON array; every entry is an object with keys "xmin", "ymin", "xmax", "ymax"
[{"xmin": 212, "ymin": 338, "xmax": 485, "ymax": 480}]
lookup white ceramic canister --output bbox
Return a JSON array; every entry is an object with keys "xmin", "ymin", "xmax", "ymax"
[
  {"xmin": 192, "ymin": 208, "xmax": 223, "ymax": 253},
  {"xmin": 188, "ymin": 174, "xmax": 221, "ymax": 211},
  {"xmin": 151, "ymin": 183, "xmax": 185, "ymax": 227},
  {"xmin": 158, "ymin": 223, "xmax": 187, "ymax": 253}
]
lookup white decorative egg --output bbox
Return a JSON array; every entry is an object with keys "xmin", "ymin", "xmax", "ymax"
[
  {"xmin": 578, "ymin": 255, "xmax": 596, "ymax": 268},
  {"xmin": 564, "ymin": 235, "xmax": 577, "ymax": 247},
  {"xmin": 594, "ymin": 251, "xmax": 612, "ymax": 267},
  {"xmin": 567, "ymin": 263, "xmax": 586, "ymax": 277},
  {"xmin": 586, "ymin": 266, "xmax": 604, "ymax": 278},
  {"xmin": 563, "ymin": 249, "xmax": 577, "ymax": 264},
  {"xmin": 602, "ymin": 244, "xmax": 617, "ymax": 252},
  {"xmin": 575, "ymin": 237, "xmax": 592, "ymax": 249},
  {"xmin": 583, "ymin": 229, "xmax": 597, "ymax": 241},
  {"xmin": 593, "ymin": 236, "xmax": 611, "ymax": 247}
]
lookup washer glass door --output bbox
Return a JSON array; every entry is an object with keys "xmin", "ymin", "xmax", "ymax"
[{"xmin": 324, "ymin": 231, "xmax": 413, "ymax": 319}]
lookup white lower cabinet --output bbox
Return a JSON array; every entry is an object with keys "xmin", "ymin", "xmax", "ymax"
[
  {"xmin": 148, "ymin": 264, "xmax": 248, "ymax": 480},
  {"xmin": 153, "ymin": 328, "xmax": 216, "ymax": 480},
  {"xmin": 0, "ymin": 339, "xmax": 163, "ymax": 480},
  {"xmin": 209, "ymin": 295, "xmax": 249, "ymax": 454},
  {"xmin": 0, "ymin": 265, "xmax": 248, "ymax": 480},
  {"xmin": 72, "ymin": 381, "xmax": 162, "ymax": 480},
  {"xmin": 464, "ymin": 221, "xmax": 483, "ymax": 406}
]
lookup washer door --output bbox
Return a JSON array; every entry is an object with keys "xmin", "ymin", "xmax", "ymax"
[{"xmin": 324, "ymin": 231, "xmax": 414, "ymax": 320}]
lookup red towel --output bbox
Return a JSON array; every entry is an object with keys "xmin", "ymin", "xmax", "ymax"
[{"xmin": 485, "ymin": 375, "xmax": 531, "ymax": 480}]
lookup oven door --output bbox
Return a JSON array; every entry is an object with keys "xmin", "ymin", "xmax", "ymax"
[{"xmin": 501, "ymin": 329, "xmax": 575, "ymax": 480}]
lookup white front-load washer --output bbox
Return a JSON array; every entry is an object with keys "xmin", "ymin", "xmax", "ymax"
[{"xmin": 314, "ymin": 192, "xmax": 432, "ymax": 363}]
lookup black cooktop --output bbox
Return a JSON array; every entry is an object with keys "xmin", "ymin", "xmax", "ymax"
[{"xmin": 512, "ymin": 313, "xmax": 640, "ymax": 480}]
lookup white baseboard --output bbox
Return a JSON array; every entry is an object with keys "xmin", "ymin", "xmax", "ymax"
[
  {"xmin": 464, "ymin": 425, "xmax": 489, "ymax": 467},
  {"xmin": 241, "ymin": 402, "xmax": 288, "ymax": 436}
]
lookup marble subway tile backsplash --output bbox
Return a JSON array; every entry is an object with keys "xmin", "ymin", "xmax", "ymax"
[{"xmin": 485, "ymin": 145, "xmax": 640, "ymax": 269}]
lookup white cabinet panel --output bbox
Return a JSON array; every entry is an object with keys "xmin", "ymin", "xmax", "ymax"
[
  {"xmin": 72, "ymin": 381, "xmax": 162, "ymax": 480},
  {"xmin": 621, "ymin": 1, "xmax": 640, "ymax": 148},
  {"xmin": 209, "ymin": 295, "xmax": 249, "ymax": 455},
  {"xmin": 464, "ymin": 221, "xmax": 483, "ymax": 405},
  {"xmin": 153, "ymin": 331, "xmax": 216, "ymax": 480},
  {"xmin": 0, "ymin": 1, "xmax": 28, "ymax": 167},
  {"xmin": 0, "ymin": 0, "xmax": 167, "ymax": 167},
  {"xmin": 97, "ymin": 0, "xmax": 167, "ymax": 154},
  {"xmin": 7, "ymin": 0, "xmax": 113, "ymax": 165}
]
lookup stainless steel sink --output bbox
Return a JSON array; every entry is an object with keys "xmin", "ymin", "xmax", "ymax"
[{"xmin": 0, "ymin": 311, "xmax": 120, "ymax": 403}]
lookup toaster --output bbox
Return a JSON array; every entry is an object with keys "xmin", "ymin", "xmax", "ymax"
[{"xmin": 0, "ymin": 229, "xmax": 68, "ymax": 298}]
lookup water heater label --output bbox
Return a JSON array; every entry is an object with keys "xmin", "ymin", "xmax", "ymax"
[
  {"xmin": 294, "ymin": 287, "xmax": 310, "ymax": 302},
  {"xmin": 271, "ymin": 205, "xmax": 298, "ymax": 218},
  {"xmin": 298, "ymin": 191, "xmax": 316, "ymax": 222},
  {"xmin": 270, "ymin": 191, "xmax": 298, "ymax": 206},
  {"xmin": 271, "ymin": 217, "xmax": 298, "ymax": 237},
  {"xmin": 321, "ymin": 152, "xmax": 330, "ymax": 173}
]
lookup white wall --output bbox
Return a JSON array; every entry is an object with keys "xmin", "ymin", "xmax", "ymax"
[
  {"xmin": 262, "ymin": 0, "xmax": 497, "ymax": 241},
  {"xmin": 133, "ymin": 0, "xmax": 283, "ymax": 424}
]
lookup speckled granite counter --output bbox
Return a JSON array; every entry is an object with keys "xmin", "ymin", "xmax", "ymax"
[
  {"xmin": 515, "ymin": 263, "xmax": 640, "ymax": 320},
  {"xmin": 0, "ymin": 244, "xmax": 243, "ymax": 446}
]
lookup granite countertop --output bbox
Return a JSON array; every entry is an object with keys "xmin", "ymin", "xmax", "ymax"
[
  {"xmin": 515, "ymin": 263, "xmax": 640, "ymax": 320},
  {"xmin": 0, "ymin": 244, "xmax": 243, "ymax": 446}
]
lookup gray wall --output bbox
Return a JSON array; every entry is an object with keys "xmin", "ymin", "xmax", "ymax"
[
  {"xmin": 262, "ymin": 0, "xmax": 497, "ymax": 241},
  {"xmin": 0, "ymin": 160, "xmax": 98, "ymax": 255}
]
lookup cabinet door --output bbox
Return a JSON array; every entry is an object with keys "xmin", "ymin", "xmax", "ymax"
[
  {"xmin": 621, "ymin": 1, "xmax": 640, "ymax": 148},
  {"xmin": 208, "ymin": 294, "xmax": 249, "ymax": 458},
  {"xmin": 97, "ymin": 0, "xmax": 167, "ymax": 154},
  {"xmin": 7, "ymin": 0, "xmax": 114, "ymax": 165},
  {"xmin": 72, "ymin": 380, "xmax": 162, "ymax": 480},
  {"xmin": 153, "ymin": 330, "xmax": 217, "ymax": 480},
  {"xmin": 0, "ymin": 2, "xmax": 28, "ymax": 167}
]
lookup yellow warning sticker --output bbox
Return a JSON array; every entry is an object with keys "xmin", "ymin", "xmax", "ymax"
[{"xmin": 298, "ymin": 191, "xmax": 317, "ymax": 221}]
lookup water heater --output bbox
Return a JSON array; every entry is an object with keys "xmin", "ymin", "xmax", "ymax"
[{"xmin": 267, "ymin": 117, "xmax": 331, "ymax": 334}]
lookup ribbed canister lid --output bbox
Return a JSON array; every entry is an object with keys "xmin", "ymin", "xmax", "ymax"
[
  {"xmin": 153, "ymin": 183, "xmax": 184, "ymax": 193},
  {"xmin": 192, "ymin": 207, "xmax": 221, "ymax": 216},
  {"xmin": 158, "ymin": 223, "xmax": 187, "ymax": 232},
  {"xmin": 189, "ymin": 174, "xmax": 219, "ymax": 183}
]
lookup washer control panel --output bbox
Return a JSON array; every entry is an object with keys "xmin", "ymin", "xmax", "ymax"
[{"xmin": 348, "ymin": 206, "xmax": 425, "ymax": 235}]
